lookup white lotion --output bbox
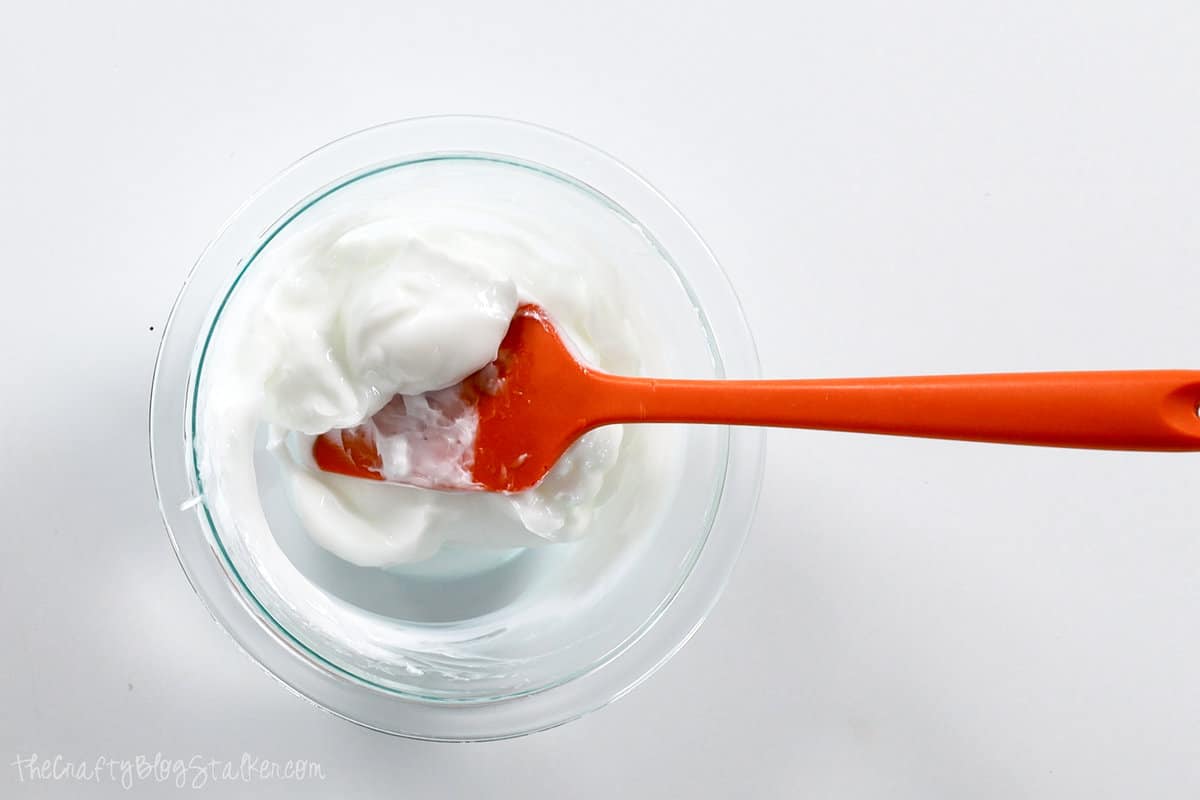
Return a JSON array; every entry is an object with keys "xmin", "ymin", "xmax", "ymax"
[{"xmin": 202, "ymin": 211, "xmax": 631, "ymax": 566}]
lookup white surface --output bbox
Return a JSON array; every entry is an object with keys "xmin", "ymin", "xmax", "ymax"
[{"xmin": 2, "ymin": 1, "xmax": 1200, "ymax": 796}]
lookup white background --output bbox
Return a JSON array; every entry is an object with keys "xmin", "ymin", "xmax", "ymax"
[{"xmin": 3, "ymin": 1, "xmax": 1200, "ymax": 797}]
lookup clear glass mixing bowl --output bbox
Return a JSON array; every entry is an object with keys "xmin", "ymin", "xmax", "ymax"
[{"xmin": 150, "ymin": 116, "xmax": 764, "ymax": 740}]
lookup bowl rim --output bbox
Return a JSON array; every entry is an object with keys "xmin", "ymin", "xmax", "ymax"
[{"xmin": 149, "ymin": 115, "xmax": 765, "ymax": 740}]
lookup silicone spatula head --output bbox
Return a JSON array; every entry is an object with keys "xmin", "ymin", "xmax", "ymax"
[{"xmin": 312, "ymin": 304, "xmax": 593, "ymax": 493}]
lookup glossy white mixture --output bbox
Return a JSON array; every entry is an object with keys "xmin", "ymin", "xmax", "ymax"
[{"xmin": 199, "ymin": 205, "xmax": 641, "ymax": 566}]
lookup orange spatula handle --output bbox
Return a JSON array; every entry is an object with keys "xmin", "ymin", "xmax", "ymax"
[{"xmin": 586, "ymin": 370, "xmax": 1200, "ymax": 451}]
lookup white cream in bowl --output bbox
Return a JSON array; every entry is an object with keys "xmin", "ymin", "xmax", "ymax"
[
  {"xmin": 191, "ymin": 157, "xmax": 702, "ymax": 692},
  {"xmin": 205, "ymin": 208, "xmax": 637, "ymax": 566}
]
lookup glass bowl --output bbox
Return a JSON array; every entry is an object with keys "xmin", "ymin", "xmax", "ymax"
[{"xmin": 150, "ymin": 116, "xmax": 764, "ymax": 740}]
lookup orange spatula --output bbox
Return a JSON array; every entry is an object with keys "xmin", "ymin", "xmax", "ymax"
[{"xmin": 313, "ymin": 304, "xmax": 1200, "ymax": 493}]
